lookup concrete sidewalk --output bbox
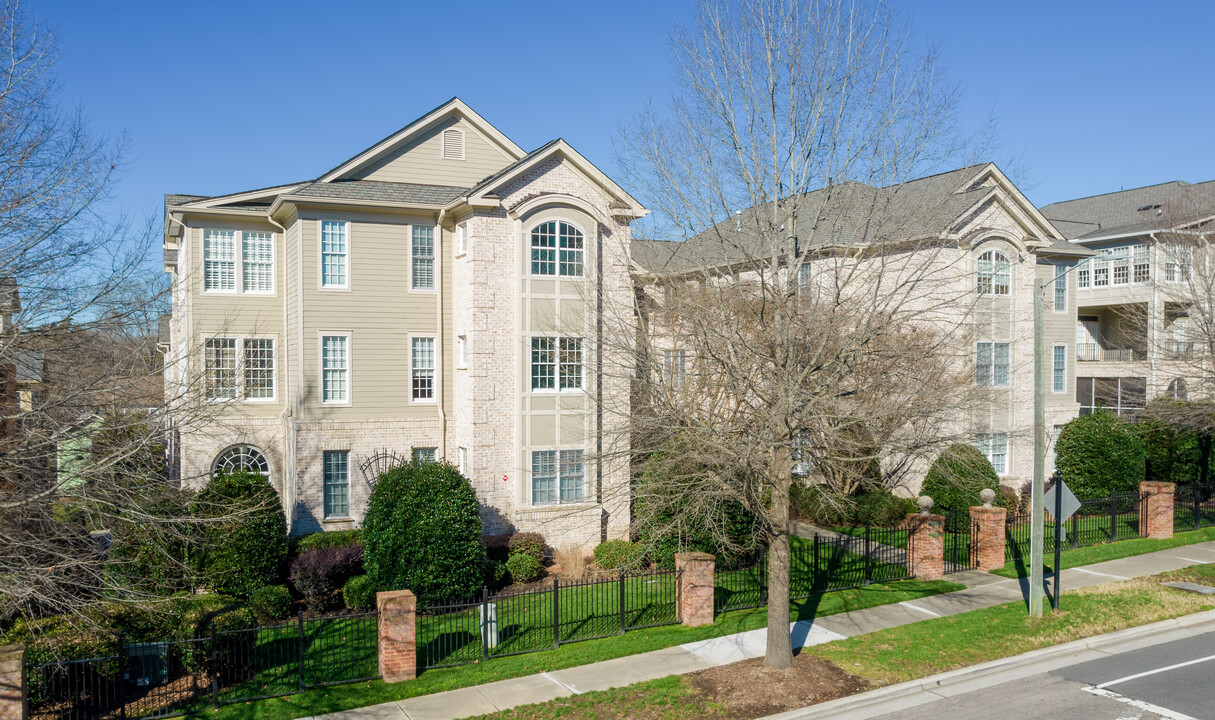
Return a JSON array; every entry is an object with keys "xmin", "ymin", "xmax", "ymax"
[{"xmin": 309, "ymin": 540, "xmax": 1215, "ymax": 720}]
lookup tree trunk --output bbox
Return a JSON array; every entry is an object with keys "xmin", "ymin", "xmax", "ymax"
[{"xmin": 764, "ymin": 475, "xmax": 794, "ymax": 669}]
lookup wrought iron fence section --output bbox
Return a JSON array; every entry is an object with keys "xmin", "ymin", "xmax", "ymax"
[
  {"xmin": 300, "ymin": 611, "xmax": 379, "ymax": 688},
  {"xmin": 417, "ymin": 596, "xmax": 483, "ymax": 669},
  {"xmin": 27, "ymin": 653, "xmax": 120, "ymax": 720},
  {"xmin": 1174, "ymin": 483, "xmax": 1215, "ymax": 532}
]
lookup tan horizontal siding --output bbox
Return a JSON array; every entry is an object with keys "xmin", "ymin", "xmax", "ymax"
[{"xmin": 349, "ymin": 116, "xmax": 512, "ymax": 187}]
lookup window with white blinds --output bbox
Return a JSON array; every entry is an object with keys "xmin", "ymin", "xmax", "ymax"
[
  {"xmin": 321, "ymin": 335, "xmax": 349, "ymax": 403},
  {"xmin": 242, "ymin": 231, "xmax": 274, "ymax": 293},
  {"xmin": 321, "ymin": 221, "xmax": 348, "ymax": 288},
  {"xmin": 412, "ymin": 336, "xmax": 436, "ymax": 401},
  {"xmin": 203, "ymin": 230, "xmax": 236, "ymax": 292},
  {"xmin": 411, "ymin": 226, "xmax": 435, "ymax": 290}
]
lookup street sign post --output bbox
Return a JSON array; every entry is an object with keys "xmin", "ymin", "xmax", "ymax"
[{"xmin": 1044, "ymin": 479, "xmax": 1081, "ymax": 610}]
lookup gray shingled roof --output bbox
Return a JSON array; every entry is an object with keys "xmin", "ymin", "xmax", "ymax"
[
  {"xmin": 165, "ymin": 193, "xmax": 210, "ymax": 207},
  {"xmin": 1040, "ymin": 179, "xmax": 1215, "ymax": 241},
  {"xmin": 632, "ymin": 165, "xmax": 1013, "ymax": 275},
  {"xmin": 286, "ymin": 180, "xmax": 469, "ymax": 206}
]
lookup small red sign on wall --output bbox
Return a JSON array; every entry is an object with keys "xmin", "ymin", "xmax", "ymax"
[{"xmin": 502, "ymin": 474, "xmax": 509, "ymax": 482}]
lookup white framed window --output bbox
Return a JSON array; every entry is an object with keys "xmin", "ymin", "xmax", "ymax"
[
  {"xmin": 1093, "ymin": 258, "xmax": 1109, "ymax": 287},
  {"xmin": 322, "ymin": 450, "xmax": 350, "ymax": 518},
  {"xmin": 1133, "ymin": 245, "xmax": 1150, "ymax": 283},
  {"xmin": 976, "ymin": 342, "xmax": 1011, "ymax": 387},
  {"xmin": 320, "ymin": 220, "xmax": 349, "ymax": 288},
  {"xmin": 203, "ymin": 229, "xmax": 237, "ymax": 292},
  {"xmin": 441, "ymin": 127, "xmax": 465, "ymax": 160},
  {"xmin": 213, "ymin": 444, "xmax": 270, "ymax": 482},
  {"xmin": 456, "ymin": 334, "xmax": 468, "ymax": 368},
  {"xmin": 976, "ymin": 250, "xmax": 1011, "ymax": 295},
  {"xmin": 531, "ymin": 449, "xmax": 586, "ymax": 505},
  {"xmin": 1078, "ymin": 260, "xmax": 1090, "ymax": 289},
  {"xmin": 321, "ymin": 334, "xmax": 349, "ymax": 404},
  {"xmin": 413, "ymin": 447, "xmax": 437, "ymax": 463},
  {"xmin": 1053, "ymin": 265, "xmax": 1067, "ymax": 313},
  {"xmin": 455, "ymin": 223, "xmax": 468, "ymax": 256},
  {"xmin": 411, "ymin": 225, "xmax": 435, "ymax": 290},
  {"xmin": 458, "ymin": 446, "xmax": 468, "ymax": 475},
  {"xmin": 531, "ymin": 337, "xmax": 583, "ymax": 391},
  {"xmin": 411, "ymin": 336, "xmax": 436, "ymax": 401},
  {"xmin": 796, "ymin": 262, "xmax": 811, "ymax": 290},
  {"xmin": 204, "ymin": 337, "xmax": 238, "ymax": 399},
  {"xmin": 974, "ymin": 433, "xmax": 1009, "ymax": 475},
  {"xmin": 1052, "ymin": 344, "xmax": 1066, "ymax": 394},
  {"xmin": 530, "ymin": 221, "xmax": 584, "ymax": 277},
  {"xmin": 242, "ymin": 231, "xmax": 274, "ymax": 293},
  {"xmin": 1165, "ymin": 244, "xmax": 1192, "ymax": 282},
  {"xmin": 243, "ymin": 338, "xmax": 276, "ymax": 400},
  {"xmin": 1108, "ymin": 247, "xmax": 1130, "ymax": 286},
  {"xmin": 663, "ymin": 349, "xmax": 686, "ymax": 389}
]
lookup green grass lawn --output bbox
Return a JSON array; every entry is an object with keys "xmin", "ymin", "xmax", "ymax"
[
  {"xmin": 993, "ymin": 525, "xmax": 1215, "ymax": 579},
  {"xmin": 187, "ymin": 577, "xmax": 962, "ymax": 720}
]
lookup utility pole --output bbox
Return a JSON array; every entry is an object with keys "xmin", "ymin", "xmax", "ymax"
[{"xmin": 1030, "ymin": 285, "xmax": 1046, "ymax": 617}]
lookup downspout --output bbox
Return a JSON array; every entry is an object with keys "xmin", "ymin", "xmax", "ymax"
[
  {"xmin": 436, "ymin": 208, "xmax": 447, "ymax": 458},
  {"xmin": 266, "ymin": 210, "xmax": 295, "ymax": 532}
]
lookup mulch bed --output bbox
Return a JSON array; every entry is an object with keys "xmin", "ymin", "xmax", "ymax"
[{"xmin": 685, "ymin": 652, "xmax": 870, "ymax": 719}]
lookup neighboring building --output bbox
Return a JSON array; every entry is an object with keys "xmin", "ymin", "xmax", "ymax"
[
  {"xmin": 632, "ymin": 164, "xmax": 1092, "ymax": 492},
  {"xmin": 163, "ymin": 99, "xmax": 644, "ymax": 547},
  {"xmin": 1041, "ymin": 179, "xmax": 1215, "ymax": 420}
]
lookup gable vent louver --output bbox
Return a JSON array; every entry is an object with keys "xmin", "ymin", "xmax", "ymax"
[{"xmin": 441, "ymin": 128, "xmax": 465, "ymax": 160}]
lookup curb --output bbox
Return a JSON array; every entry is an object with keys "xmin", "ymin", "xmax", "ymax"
[{"xmin": 759, "ymin": 608, "xmax": 1215, "ymax": 720}]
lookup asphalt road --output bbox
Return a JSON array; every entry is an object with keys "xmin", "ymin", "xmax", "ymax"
[{"xmin": 871, "ymin": 630, "xmax": 1215, "ymax": 720}]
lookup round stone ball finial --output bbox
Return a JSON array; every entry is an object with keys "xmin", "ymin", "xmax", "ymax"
[
  {"xmin": 917, "ymin": 495, "xmax": 934, "ymax": 516},
  {"xmin": 979, "ymin": 488, "xmax": 996, "ymax": 508}
]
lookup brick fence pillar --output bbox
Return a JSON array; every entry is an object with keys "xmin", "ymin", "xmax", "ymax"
[
  {"xmin": 1141, "ymin": 481, "xmax": 1176, "ymax": 540},
  {"xmin": 674, "ymin": 552, "xmax": 715, "ymax": 627},
  {"xmin": 906, "ymin": 514, "xmax": 944, "ymax": 580},
  {"xmin": 376, "ymin": 590, "xmax": 416, "ymax": 683},
  {"xmin": 969, "ymin": 506, "xmax": 1007, "ymax": 571},
  {"xmin": 0, "ymin": 644, "xmax": 26, "ymax": 720}
]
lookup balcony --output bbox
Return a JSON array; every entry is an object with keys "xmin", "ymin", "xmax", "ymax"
[
  {"xmin": 1076, "ymin": 343, "xmax": 1145, "ymax": 362},
  {"xmin": 1162, "ymin": 340, "xmax": 1196, "ymax": 360}
]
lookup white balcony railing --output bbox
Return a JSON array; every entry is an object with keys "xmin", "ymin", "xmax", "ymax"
[{"xmin": 1075, "ymin": 343, "xmax": 1143, "ymax": 362}]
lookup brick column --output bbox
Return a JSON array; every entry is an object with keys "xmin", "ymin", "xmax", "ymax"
[
  {"xmin": 969, "ymin": 506, "xmax": 1007, "ymax": 571},
  {"xmin": 674, "ymin": 551, "xmax": 715, "ymax": 627},
  {"xmin": 376, "ymin": 590, "xmax": 416, "ymax": 683},
  {"xmin": 0, "ymin": 644, "xmax": 26, "ymax": 720},
  {"xmin": 906, "ymin": 514, "xmax": 944, "ymax": 580},
  {"xmin": 1141, "ymin": 481, "xmax": 1176, "ymax": 540}
]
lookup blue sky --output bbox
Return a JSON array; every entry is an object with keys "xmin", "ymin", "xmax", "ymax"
[{"xmin": 40, "ymin": 0, "xmax": 1215, "ymax": 235}]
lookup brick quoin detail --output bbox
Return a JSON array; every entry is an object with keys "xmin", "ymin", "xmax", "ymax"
[
  {"xmin": 675, "ymin": 552, "xmax": 715, "ymax": 627},
  {"xmin": 906, "ymin": 514, "xmax": 944, "ymax": 581},
  {"xmin": 377, "ymin": 591, "xmax": 417, "ymax": 683},
  {"xmin": 969, "ymin": 506, "xmax": 1007, "ymax": 571},
  {"xmin": 1141, "ymin": 481, "xmax": 1175, "ymax": 540},
  {"xmin": 0, "ymin": 644, "xmax": 26, "ymax": 720}
]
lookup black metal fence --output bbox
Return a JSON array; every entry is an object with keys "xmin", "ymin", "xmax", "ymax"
[
  {"xmin": 416, "ymin": 569, "xmax": 679, "ymax": 670},
  {"xmin": 1174, "ymin": 483, "xmax": 1215, "ymax": 532},
  {"xmin": 1005, "ymin": 489, "xmax": 1148, "ymax": 563},
  {"xmin": 716, "ymin": 528, "xmax": 913, "ymax": 614},
  {"xmin": 941, "ymin": 508, "xmax": 978, "ymax": 574},
  {"xmin": 26, "ymin": 610, "xmax": 379, "ymax": 719}
]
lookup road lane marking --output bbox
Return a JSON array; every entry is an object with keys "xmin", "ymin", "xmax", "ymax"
[
  {"xmin": 898, "ymin": 602, "xmax": 941, "ymax": 617},
  {"xmin": 1071, "ymin": 567, "xmax": 1129, "ymax": 580},
  {"xmin": 1082, "ymin": 686, "xmax": 1199, "ymax": 720},
  {"xmin": 1094, "ymin": 653, "xmax": 1215, "ymax": 689}
]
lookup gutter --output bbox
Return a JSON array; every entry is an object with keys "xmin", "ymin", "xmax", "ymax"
[{"xmin": 436, "ymin": 208, "xmax": 447, "ymax": 459}]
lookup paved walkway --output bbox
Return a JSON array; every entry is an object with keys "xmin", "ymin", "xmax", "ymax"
[{"xmin": 308, "ymin": 541, "xmax": 1215, "ymax": 720}]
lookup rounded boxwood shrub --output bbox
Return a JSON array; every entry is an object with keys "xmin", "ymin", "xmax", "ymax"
[
  {"xmin": 192, "ymin": 470, "xmax": 288, "ymax": 598},
  {"xmin": 363, "ymin": 461, "xmax": 486, "ymax": 604},
  {"xmin": 593, "ymin": 539, "xmax": 644, "ymax": 570},
  {"xmin": 342, "ymin": 575, "xmax": 375, "ymax": 611},
  {"xmin": 921, "ymin": 444, "xmax": 1011, "ymax": 515},
  {"xmin": 249, "ymin": 585, "xmax": 292, "ymax": 621},
  {"xmin": 506, "ymin": 553, "xmax": 543, "ymax": 584},
  {"xmin": 507, "ymin": 532, "xmax": 546, "ymax": 561},
  {"xmin": 1056, "ymin": 411, "xmax": 1146, "ymax": 498},
  {"xmin": 293, "ymin": 529, "xmax": 363, "ymax": 556}
]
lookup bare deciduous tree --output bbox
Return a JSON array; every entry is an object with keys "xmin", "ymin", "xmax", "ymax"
[{"xmin": 611, "ymin": 0, "xmax": 987, "ymax": 669}]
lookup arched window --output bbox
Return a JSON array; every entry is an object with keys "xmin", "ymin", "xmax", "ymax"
[
  {"xmin": 213, "ymin": 444, "xmax": 270, "ymax": 481},
  {"xmin": 1168, "ymin": 378, "xmax": 1188, "ymax": 401},
  {"xmin": 977, "ymin": 250, "xmax": 1011, "ymax": 295},
  {"xmin": 530, "ymin": 221, "xmax": 584, "ymax": 277}
]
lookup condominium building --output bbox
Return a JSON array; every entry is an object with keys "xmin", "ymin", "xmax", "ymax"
[{"xmin": 162, "ymin": 99, "xmax": 644, "ymax": 546}]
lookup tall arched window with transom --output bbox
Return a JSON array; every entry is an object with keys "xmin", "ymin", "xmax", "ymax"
[{"xmin": 977, "ymin": 250, "xmax": 1011, "ymax": 295}]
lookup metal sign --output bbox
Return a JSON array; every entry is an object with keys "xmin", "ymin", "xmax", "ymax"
[{"xmin": 1045, "ymin": 480, "xmax": 1081, "ymax": 540}]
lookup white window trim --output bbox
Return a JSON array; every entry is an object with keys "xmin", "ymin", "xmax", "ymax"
[
  {"xmin": 318, "ymin": 331, "xmax": 352, "ymax": 407},
  {"xmin": 202, "ymin": 229, "xmax": 238, "ymax": 295},
  {"xmin": 409, "ymin": 333, "xmax": 438, "ymax": 405},
  {"xmin": 1052, "ymin": 266, "xmax": 1067, "ymax": 313},
  {"xmin": 976, "ymin": 341, "xmax": 1011, "ymax": 388},
  {"xmin": 458, "ymin": 446, "xmax": 468, "ymax": 476},
  {"xmin": 454, "ymin": 222, "xmax": 468, "ymax": 257},
  {"xmin": 529, "ymin": 335, "xmax": 585, "ymax": 394},
  {"xmin": 529, "ymin": 447, "xmax": 590, "ymax": 507},
  {"xmin": 408, "ymin": 224, "xmax": 438, "ymax": 293},
  {"xmin": 529, "ymin": 219, "xmax": 587, "ymax": 279},
  {"xmin": 1051, "ymin": 343, "xmax": 1067, "ymax": 394},
  {"xmin": 203, "ymin": 336, "xmax": 239, "ymax": 402},
  {"xmin": 440, "ymin": 127, "xmax": 465, "ymax": 160},
  {"xmin": 322, "ymin": 449, "xmax": 352, "ymax": 520},
  {"xmin": 976, "ymin": 250, "xmax": 1011, "ymax": 296},
  {"xmin": 203, "ymin": 335, "xmax": 278, "ymax": 403},
  {"xmin": 975, "ymin": 433, "xmax": 1010, "ymax": 477},
  {"xmin": 241, "ymin": 230, "xmax": 277, "ymax": 295},
  {"xmin": 456, "ymin": 334, "xmax": 468, "ymax": 369},
  {"xmin": 318, "ymin": 220, "xmax": 351, "ymax": 291}
]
